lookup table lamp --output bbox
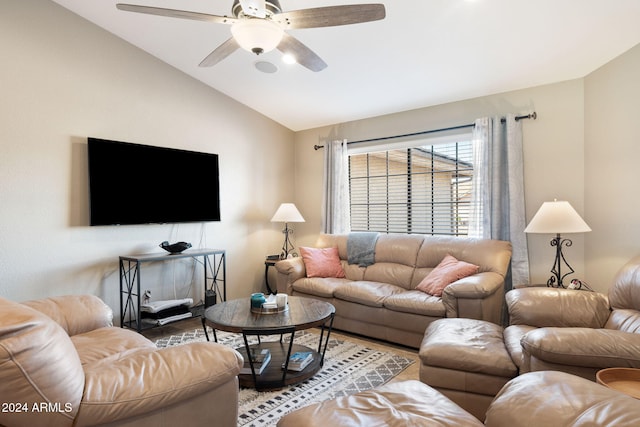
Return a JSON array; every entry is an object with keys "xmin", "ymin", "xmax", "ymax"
[
  {"xmin": 271, "ymin": 203, "xmax": 305, "ymax": 259},
  {"xmin": 524, "ymin": 200, "xmax": 591, "ymax": 288}
]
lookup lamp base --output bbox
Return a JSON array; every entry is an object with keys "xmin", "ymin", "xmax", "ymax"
[
  {"xmin": 279, "ymin": 223, "xmax": 297, "ymax": 259},
  {"xmin": 546, "ymin": 234, "xmax": 575, "ymax": 288}
]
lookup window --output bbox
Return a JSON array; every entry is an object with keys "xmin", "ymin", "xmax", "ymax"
[{"xmin": 348, "ymin": 140, "xmax": 473, "ymax": 235}]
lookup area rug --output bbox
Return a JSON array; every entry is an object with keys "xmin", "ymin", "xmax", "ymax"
[{"xmin": 155, "ymin": 327, "xmax": 415, "ymax": 427}]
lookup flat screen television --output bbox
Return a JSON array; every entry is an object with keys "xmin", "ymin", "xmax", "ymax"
[{"xmin": 88, "ymin": 137, "xmax": 221, "ymax": 226}]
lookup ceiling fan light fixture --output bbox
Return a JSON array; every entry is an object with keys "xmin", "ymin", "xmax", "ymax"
[
  {"xmin": 231, "ymin": 19, "xmax": 283, "ymax": 55},
  {"xmin": 282, "ymin": 53, "xmax": 297, "ymax": 65}
]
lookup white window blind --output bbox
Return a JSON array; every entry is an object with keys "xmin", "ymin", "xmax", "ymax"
[{"xmin": 348, "ymin": 138, "xmax": 473, "ymax": 235}]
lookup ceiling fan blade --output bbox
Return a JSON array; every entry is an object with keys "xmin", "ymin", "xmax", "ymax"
[
  {"xmin": 238, "ymin": 0, "xmax": 266, "ymax": 18},
  {"xmin": 275, "ymin": 4, "xmax": 385, "ymax": 29},
  {"xmin": 116, "ymin": 4, "xmax": 236, "ymax": 25},
  {"xmin": 199, "ymin": 38, "xmax": 240, "ymax": 67},
  {"xmin": 277, "ymin": 33, "xmax": 327, "ymax": 72}
]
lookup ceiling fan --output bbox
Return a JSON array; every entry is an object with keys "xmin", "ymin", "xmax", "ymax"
[{"xmin": 116, "ymin": 1, "xmax": 386, "ymax": 72}]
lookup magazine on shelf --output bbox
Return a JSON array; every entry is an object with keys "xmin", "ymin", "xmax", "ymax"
[
  {"xmin": 282, "ymin": 351, "xmax": 314, "ymax": 371},
  {"xmin": 239, "ymin": 349, "xmax": 271, "ymax": 375}
]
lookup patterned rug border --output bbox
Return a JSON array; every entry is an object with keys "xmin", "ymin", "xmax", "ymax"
[{"xmin": 155, "ymin": 327, "xmax": 414, "ymax": 427}]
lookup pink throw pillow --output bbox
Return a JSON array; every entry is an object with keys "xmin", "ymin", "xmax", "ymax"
[
  {"xmin": 416, "ymin": 254, "xmax": 479, "ymax": 297},
  {"xmin": 299, "ymin": 246, "xmax": 346, "ymax": 278}
]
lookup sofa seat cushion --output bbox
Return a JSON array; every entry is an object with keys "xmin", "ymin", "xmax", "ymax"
[
  {"xmin": 383, "ymin": 290, "xmax": 446, "ymax": 317},
  {"xmin": 420, "ymin": 318, "xmax": 517, "ymax": 378},
  {"xmin": 77, "ymin": 342, "xmax": 242, "ymax": 425},
  {"xmin": 276, "ymin": 380, "xmax": 483, "ymax": 427},
  {"xmin": 292, "ymin": 277, "xmax": 351, "ymax": 298},
  {"xmin": 334, "ymin": 281, "xmax": 405, "ymax": 308},
  {"xmin": 71, "ymin": 327, "xmax": 157, "ymax": 366}
]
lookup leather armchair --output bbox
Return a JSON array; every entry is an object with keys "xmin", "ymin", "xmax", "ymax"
[
  {"xmin": 505, "ymin": 255, "xmax": 640, "ymax": 380},
  {"xmin": 0, "ymin": 295, "xmax": 243, "ymax": 427}
]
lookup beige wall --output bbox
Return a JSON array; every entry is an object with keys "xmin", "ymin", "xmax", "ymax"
[
  {"xmin": 584, "ymin": 43, "xmax": 640, "ymax": 289},
  {"xmin": 0, "ymin": 1, "xmax": 295, "ymax": 312},
  {"xmin": 2, "ymin": 1, "xmax": 638, "ymax": 310},
  {"xmin": 295, "ymin": 43, "xmax": 640, "ymax": 294},
  {"xmin": 294, "ymin": 80, "xmax": 590, "ymax": 289}
]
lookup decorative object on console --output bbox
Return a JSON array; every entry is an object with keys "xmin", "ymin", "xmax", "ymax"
[
  {"xmin": 160, "ymin": 240, "xmax": 192, "ymax": 254},
  {"xmin": 271, "ymin": 203, "xmax": 305, "ymax": 259},
  {"xmin": 524, "ymin": 199, "xmax": 591, "ymax": 288},
  {"xmin": 250, "ymin": 292, "xmax": 267, "ymax": 309}
]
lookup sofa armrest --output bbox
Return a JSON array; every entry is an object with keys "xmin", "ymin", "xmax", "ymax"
[
  {"xmin": 442, "ymin": 272, "xmax": 504, "ymax": 322},
  {"xmin": 521, "ymin": 327, "xmax": 640, "ymax": 369},
  {"xmin": 78, "ymin": 341, "xmax": 243, "ymax": 425},
  {"xmin": 22, "ymin": 295, "xmax": 113, "ymax": 336},
  {"xmin": 443, "ymin": 271, "xmax": 503, "ymax": 299},
  {"xmin": 506, "ymin": 288, "xmax": 610, "ymax": 328},
  {"xmin": 275, "ymin": 258, "xmax": 306, "ymax": 294}
]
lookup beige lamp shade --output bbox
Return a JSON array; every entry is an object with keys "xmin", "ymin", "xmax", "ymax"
[
  {"xmin": 271, "ymin": 203, "xmax": 305, "ymax": 223},
  {"xmin": 525, "ymin": 200, "xmax": 591, "ymax": 234}
]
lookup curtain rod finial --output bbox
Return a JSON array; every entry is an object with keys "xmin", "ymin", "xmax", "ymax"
[{"xmin": 314, "ymin": 144, "xmax": 324, "ymax": 151}]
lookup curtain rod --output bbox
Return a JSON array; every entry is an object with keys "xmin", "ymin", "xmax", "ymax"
[{"xmin": 313, "ymin": 112, "xmax": 537, "ymax": 150}]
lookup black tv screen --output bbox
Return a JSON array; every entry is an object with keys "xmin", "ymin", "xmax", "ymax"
[{"xmin": 88, "ymin": 138, "xmax": 221, "ymax": 226}]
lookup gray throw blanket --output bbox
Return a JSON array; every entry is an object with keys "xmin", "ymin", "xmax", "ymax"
[{"xmin": 347, "ymin": 232, "xmax": 379, "ymax": 267}]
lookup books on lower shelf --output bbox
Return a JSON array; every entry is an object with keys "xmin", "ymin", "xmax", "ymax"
[
  {"xmin": 239, "ymin": 349, "xmax": 272, "ymax": 375},
  {"xmin": 282, "ymin": 351, "xmax": 314, "ymax": 371}
]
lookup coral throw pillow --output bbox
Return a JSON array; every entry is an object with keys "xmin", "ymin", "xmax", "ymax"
[
  {"xmin": 299, "ymin": 246, "xmax": 346, "ymax": 278},
  {"xmin": 416, "ymin": 254, "xmax": 479, "ymax": 297}
]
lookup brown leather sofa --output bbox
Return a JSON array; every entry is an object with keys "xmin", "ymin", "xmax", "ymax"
[
  {"xmin": 0, "ymin": 295, "xmax": 243, "ymax": 427},
  {"xmin": 276, "ymin": 371, "xmax": 640, "ymax": 426},
  {"xmin": 418, "ymin": 255, "xmax": 640, "ymax": 419},
  {"xmin": 275, "ymin": 233, "xmax": 512, "ymax": 348}
]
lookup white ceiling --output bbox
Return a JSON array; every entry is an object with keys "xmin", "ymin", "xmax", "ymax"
[{"xmin": 51, "ymin": 0, "xmax": 640, "ymax": 131}]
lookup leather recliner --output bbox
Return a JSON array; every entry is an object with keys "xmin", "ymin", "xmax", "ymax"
[
  {"xmin": 0, "ymin": 295, "xmax": 243, "ymax": 427},
  {"xmin": 418, "ymin": 255, "xmax": 640, "ymax": 419},
  {"xmin": 506, "ymin": 255, "xmax": 640, "ymax": 380}
]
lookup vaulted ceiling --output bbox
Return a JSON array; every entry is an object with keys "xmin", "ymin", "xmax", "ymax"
[{"xmin": 51, "ymin": 0, "xmax": 640, "ymax": 131}]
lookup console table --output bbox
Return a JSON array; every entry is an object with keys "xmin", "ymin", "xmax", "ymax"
[{"xmin": 119, "ymin": 248, "xmax": 226, "ymax": 332}]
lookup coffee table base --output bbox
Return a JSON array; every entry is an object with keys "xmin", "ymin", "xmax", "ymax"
[
  {"xmin": 239, "ymin": 342, "xmax": 322, "ymax": 390},
  {"xmin": 201, "ymin": 296, "xmax": 336, "ymax": 390}
]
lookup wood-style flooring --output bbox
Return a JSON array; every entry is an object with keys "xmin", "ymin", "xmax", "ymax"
[{"xmin": 142, "ymin": 317, "xmax": 420, "ymax": 385}]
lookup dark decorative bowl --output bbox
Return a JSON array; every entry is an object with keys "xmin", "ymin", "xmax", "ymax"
[{"xmin": 159, "ymin": 241, "xmax": 192, "ymax": 254}]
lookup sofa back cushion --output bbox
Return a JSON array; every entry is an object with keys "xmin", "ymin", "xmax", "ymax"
[
  {"xmin": 0, "ymin": 297, "xmax": 84, "ymax": 426},
  {"xmin": 412, "ymin": 236, "xmax": 512, "ymax": 288},
  {"xmin": 315, "ymin": 234, "xmax": 365, "ymax": 280},
  {"xmin": 506, "ymin": 288, "xmax": 611, "ymax": 328},
  {"xmin": 364, "ymin": 234, "xmax": 425, "ymax": 288},
  {"xmin": 22, "ymin": 294, "xmax": 113, "ymax": 336}
]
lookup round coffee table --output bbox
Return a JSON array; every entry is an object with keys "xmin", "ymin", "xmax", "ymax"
[{"xmin": 202, "ymin": 296, "xmax": 335, "ymax": 390}]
